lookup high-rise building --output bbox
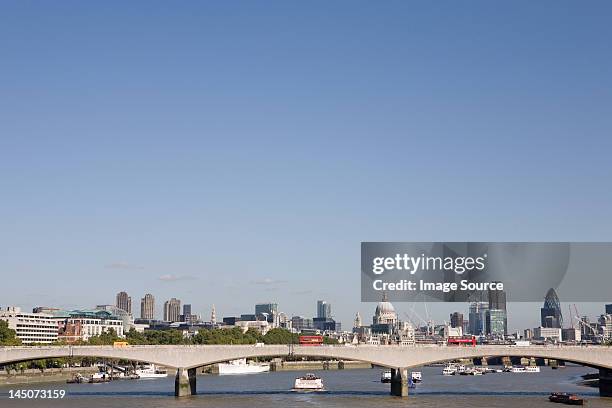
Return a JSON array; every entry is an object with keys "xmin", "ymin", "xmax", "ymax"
[
  {"xmin": 605, "ymin": 304, "xmax": 612, "ymax": 315},
  {"xmin": 255, "ymin": 302, "xmax": 278, "ymax": 323},
  {"xmin": 163, "ymin": 298, "xmax": 181, "ymax": 322},
  {"xmin": 450, "ymin": 312, "xmax": 464, "ymax": 329},
  {"xmin": 182, "ymin": 304, "xmax": 192, "ymax": 323},
  {"xmin": 488, "ymin": 283, "xmax": 507, "ymax": 335},
  {"xmin": 487, "ymin": 309, "xmax": 506, "ymax": 337},
  {"xmin": 468, "ymin": 301, "xmax": 488, "ymax": 335},
  {"xmin": 541, "ymin": 288, "xmax": 563, "ymax": 328},
  {"xmin": 317, "ymin": 300, "xmax": 331, "ymax": 319},
  {"xmin": 116, "ymin": 291, "xmax": 132, "ymax": 315},
  {"xmin": 211, "ymin": 304, "xmax": 217, "ymax": 325},
  {"xmin": 140, "ymin": 294, "xmax": 155, "ymax": 320}
]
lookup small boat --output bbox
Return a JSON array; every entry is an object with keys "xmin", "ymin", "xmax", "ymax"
[
  {"xmin": 294, "ymin": 373, "xmax": 324, "ymax": 390},
  {"xmin": 136, "ymin": 364, "xmax": 168, "ymax": 379},
  {"xmin": 511, "ymin": 365, "xmax": 540, "ymax": 373},
  {"xmin": 411, "ymin": 371, "xmax": 422, "ymax": 383},
  {"xmin": 66, "ymin": 373, "xmax": 85, "ymax": 384},
  {"xmin": 381, "ymin": 369, "xmax": 392, "ymax": 383},
  {"xmin": 88, "ymin": 372, "xmax": 110, "ymax": 383},
  {"xmin": 218, "ymin": 358, "xmax": 270, "ymax": 375},
  {"xmin": 549, "ymin": 392, "xmax": 584, "ymax": 405},
  {"xmin": 442, "ymin": 365, "xmax": 457, "ymax": 376}
]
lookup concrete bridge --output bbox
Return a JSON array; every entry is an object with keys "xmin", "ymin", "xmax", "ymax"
[{"xmin": 2, "ymin": 344, "xmax": 612, "ymax": 397}]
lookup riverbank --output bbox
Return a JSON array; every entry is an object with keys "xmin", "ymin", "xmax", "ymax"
[{"xmin": 0, "ymin": 367, "xmax": 99, "ymax": 385}]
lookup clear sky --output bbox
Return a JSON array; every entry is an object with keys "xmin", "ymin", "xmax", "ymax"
[{"xmin": 1, "ymin": 1, "xmax": 611, "ymax": 332}]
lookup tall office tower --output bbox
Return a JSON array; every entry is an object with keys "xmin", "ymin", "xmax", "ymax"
[
  {"xmin": 255, "ymin": 302, "xmax": 278, "ymax": 323},
  {"xmin": 541, "ymin": 288, "xmax": 563, "ymax": 328},
  {"xmin": 488, "ymin": 282, "xmax": 507, "ymax": 335},
  {"xmin": 605, "ymin": 304, "xmax": 612, "ymax": 315},
  {"xmin": 317, "ymin": 300, "xmax": 332, "ymax": 319},
  {"xmin": 182, "ymin": 304, "xmax": 192, "ymax": 323},
  {"xmin": 450, "ymin": 312, "xmax": 464, "ymax": 329},
  {"xmin": 115, "ymin": 291, "xmax": 132, "ymax": 315},
  {"xmin": 140, "ymin": 294, "xmax": 155, "ymax": 320},
  {"xmin": 163, "ymin": 298, "xmax": 181, "ymax": 322},
  {"xmin": 468, "ymin": 301, "xmax": 489, "ymax": 335}
]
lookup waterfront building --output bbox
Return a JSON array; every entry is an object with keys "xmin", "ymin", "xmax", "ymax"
[
  {"xmin": 56, "ymin": 309, "xmax": 124, "ymax": 342},
  {"xmin": 163, "ymin": 298, "xmax": 181, "ymax": 322},
  {"xmin": 541, "ymin": 288, "xmax": 563, "ymax": 328},
  {"xmin": 115, "ymin": 291, "xmax": 132, "ymax": 315},
  {"xmin": 450, "ymin": 312, "xmax": 464, "ymax": 329},
  {"xmin": 606, "ymin": 304, "xmax": 612, "ymax": 315},
  {"xmin": 0, "ymin": 306, "xmax": 58, "ymax": 344},
  {"xmin": 488, "ymin": 283, "xmax": 507, "ymax": 335},
  {"xmin": 317, "ymin": 300, "xmax": 331, "ymax": 319},
  {"xmin": 533, "ymin": 326, "xmax": 562, "ymax": 341},
  {"xmin": 140, "ymin": 294, "xmax": 155, "ymax": 320}
]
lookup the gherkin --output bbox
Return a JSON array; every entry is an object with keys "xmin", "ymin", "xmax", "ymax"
[{"xmin": 541, "ymin": 288, "xmax": 563, "ymax": 328}]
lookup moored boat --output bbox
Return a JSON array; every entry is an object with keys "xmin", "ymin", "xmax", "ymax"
[
  {"xmin": 411, "ymin": 371, "xmax": 422, "ymax": 383},
  {"xmin": 218, "ymin": 358, "xmax": 270, "ymax": 375},
  {"xmin": 442, "ymin": 364, "xmax": 457, "ymax": 376},
  {"xmin": 136, "ymin": 364, "xmax": 168, "ymax": 379},
  {"xmin": 381, "ymin": 369, "xmax": 392, "ymax": 383},
  {"xmin": 549, "ymin": 392, "xmax": 584, "ymax": 405}
]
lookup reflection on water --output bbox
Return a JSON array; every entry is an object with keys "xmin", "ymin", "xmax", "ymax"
[{"xmin": 1, "ymin": 365, "xmax": 610, "ymax": 408}]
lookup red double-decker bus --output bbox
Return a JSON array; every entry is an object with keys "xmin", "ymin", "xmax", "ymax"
[
  {"xmin": 447, "ymin": 336, "xmax": 477, "ymax": 346},
  {"xmin": 299, "ymin": 335, "xmax": 324, "ymax": 346}
]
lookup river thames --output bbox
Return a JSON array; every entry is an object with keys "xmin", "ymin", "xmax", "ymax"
[{"xmin": 1, "ymin": 365, "xmax": 609, "ymax": 407}]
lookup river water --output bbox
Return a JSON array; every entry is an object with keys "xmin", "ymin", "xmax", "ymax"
[{"xmin": 1, "ymin": 365, "xmax": 609, "ymax": 407}]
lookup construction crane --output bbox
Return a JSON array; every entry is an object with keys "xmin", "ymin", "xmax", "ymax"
[{"xmin": 572, "ymin": 304, "xmax": 600, "ymax": 341}]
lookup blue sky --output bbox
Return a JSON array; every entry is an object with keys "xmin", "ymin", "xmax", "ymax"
[{"xmin": 1, "ymin": 1, "xmax": 611, "ymax": 332}]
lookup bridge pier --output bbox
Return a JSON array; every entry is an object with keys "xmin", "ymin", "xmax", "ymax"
[
  {"xmin": 175, "ymin": 367, "xmax": 197, "ymax": 397},
  {"xmin": 390, "ymin": 368, "xmax": 409, "ymax": 397},
  {"xmin": 599, "ymin": 368, "xmax": 612, "ymax": 397}
]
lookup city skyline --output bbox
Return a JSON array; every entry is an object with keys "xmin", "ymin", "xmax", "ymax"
[{"xmin": 8, "ymin": 287, "xmax": 610, "ymax": 335}]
